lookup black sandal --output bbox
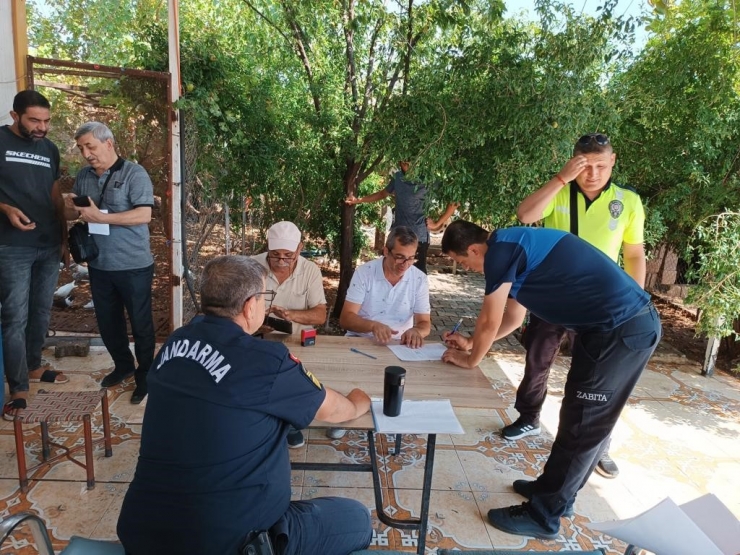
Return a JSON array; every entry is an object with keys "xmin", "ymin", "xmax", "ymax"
[{"xmin": 2, "ymin": 398, "xmax": 27, "ymax": 422}]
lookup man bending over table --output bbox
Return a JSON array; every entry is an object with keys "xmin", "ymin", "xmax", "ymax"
[
  {"xmin": 440, "ymin": 220, "xmax": 660, "ymax": 540},
  {"xmin": 117, "ymin": 255, "xmax": 372, "ymax": 555}
]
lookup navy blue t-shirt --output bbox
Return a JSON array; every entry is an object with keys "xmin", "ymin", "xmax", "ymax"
[
  {"xmin": 117, "ymin": 316, "xmax": 327, "ymax": 555},
  {"xmin": 485, "ymin": 227, "xmax": 649, "ymax": 332}
]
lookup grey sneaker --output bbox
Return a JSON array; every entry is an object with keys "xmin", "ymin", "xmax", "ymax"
[
  {"xmin": 501, "ymin": 418, "xmax": 541, "ymax": 440},
  {"xmin": 512, "ymin": 479, "xmax": 575, "ymax": 518},
  {"xmin": 325, "ymin": 428, "xmax": 346, "ymax": 439},
  {"xmin": 595, "ymin": 452, "xmax": 619, "ymax": 478}
]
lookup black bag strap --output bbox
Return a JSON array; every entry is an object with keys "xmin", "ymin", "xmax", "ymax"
[
  {"xmin": 569, "ymin": 182, "xmax": 579, "ymax": 236},
  {"xmin": 97, "ymin": 157, "xmax": 125, "ymax": 209}
]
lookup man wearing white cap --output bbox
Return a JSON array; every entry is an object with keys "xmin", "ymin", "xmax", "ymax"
[
  {"xmin": 253, "ymin": 221, "xmax": 327, "ymax": 335},
  {"xmin": 252, "ymin": 221, "xmax": 328, "ymax": 448}
]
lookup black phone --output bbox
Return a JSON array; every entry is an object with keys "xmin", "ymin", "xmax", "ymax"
[
  {"xmin": 72, "ymin": 196, "xmax": 91, "ymax": 207},
  {"xmin": 264, "ymin": 316, "xmax": 293, "ymax": 335}
]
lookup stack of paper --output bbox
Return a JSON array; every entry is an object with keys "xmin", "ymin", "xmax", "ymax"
[
  {"xmin": 387, "ymin": 343, "xmax": 446, "ymax": 361},
  {"xmin": 588, "ymin": 494, "xmax": 740, "ymax": 555},
  {"xmin": 370, "ymin": 399, "xmax": 464, "ymax": 434}
]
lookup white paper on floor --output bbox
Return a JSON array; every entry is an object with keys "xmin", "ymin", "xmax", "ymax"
[{"xmin": 588, "ymin": 493, "xmax": 740, "ymax": 555}]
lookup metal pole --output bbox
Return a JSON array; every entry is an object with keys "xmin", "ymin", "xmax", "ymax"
[
  {"xmin": 224, "ymin": 201, "xmax": 231, "ymax": 255},
  {"xmin": 168, "ymin": 0, "xmax": 183, "ymax": 330}
]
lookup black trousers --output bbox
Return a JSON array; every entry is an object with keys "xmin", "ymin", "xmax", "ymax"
[
  {"xmin": 89, "ymin": 265, "xmax": 155, "ymax": 385},
  {"xmin": 526, "ymin": 303, "xmax": 661, "ymax": 531},
  {"xmin": 414, "ymin": 241, "xmax": 430, "ymax": 274},
  {"xmin": 517, "ymin": 314, "xmax": 574, "ymax": 423}
]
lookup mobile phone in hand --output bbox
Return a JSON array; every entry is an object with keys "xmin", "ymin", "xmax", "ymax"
[{"xmin": 72, "ymin": 196, "xmax": 91, "ymax": 207}]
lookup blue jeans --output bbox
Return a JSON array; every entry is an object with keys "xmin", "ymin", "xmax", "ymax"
[
  {"xmin": 0, "ymin": 245, "xmax": 60, "ymax": 395},
  {"xmin": 88, "ymin": 265, "xmax": 155, "ymax": 384},
  {"xmin": 271, "ymin": 497, "xmax": 372, "ymax": 555},
  {"xmin": 0, "ymin": 324, "xmax": 4, "ymax": 408}
]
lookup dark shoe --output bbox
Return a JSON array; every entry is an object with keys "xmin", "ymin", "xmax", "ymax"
[
  {"xmin": 130, "ymin": 385, "xmax": 148, "ymax": 405},
  {"xmin": 501, "ymin": 417, "xmax": 541, "ymax": 440},
  {"xmin": 287, "ymin": 429, "xmax": 305, "ymax": 449},
  {"xmin": 2, "ymin": 398, "xmax": 27, "ymax": 422},
  {"xmin": 100, "ymin": 369, "xmax": 134, "ymax": 388},
  {"xmin": 487, "ymin": 503, "xmax": 559, "ymax": 540},
  {"xmin": 595, "ymin": 452, "xmax": 620, "ymax": 478},
  {"xmin": 512, "ymin": 479, "xmax": 575, "ymax": 518}
]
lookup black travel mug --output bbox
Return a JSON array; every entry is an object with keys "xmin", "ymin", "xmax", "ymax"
[{"xmin": 383, "ymin": 366, "xmax": 406, "ymax": 417}]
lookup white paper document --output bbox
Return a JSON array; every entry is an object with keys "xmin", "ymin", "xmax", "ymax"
[
  {"xmin": 387, "ymin": 343, "xmax": 446, "ymax": 362},
  {"xmin": 371, "ymin": 399, "xmax": 464, "ymax": 434},
  {"xmin": 88, "ymin": 209, "xmax": 110, "ymax": 235},
  {"xmin": 588, "ymin": 494, "xmax": 740, "ymax": 555}
]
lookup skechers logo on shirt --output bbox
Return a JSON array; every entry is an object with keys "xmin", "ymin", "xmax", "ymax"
[
  {"xmin": 156, "ymin": 339, "xmax": 231, "ymax": 383},
  {"xmin": 574, "ymin": 388, "xmax": 611, "ymax": 405},
  {"xmin": 5, "ymin": 150, "xmax": 51, "ymax": 168}
]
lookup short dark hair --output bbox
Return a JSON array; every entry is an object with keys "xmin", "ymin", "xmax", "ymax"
[
  {"xmin": 13, "ymin": 90, "xmax": 51, "ymax": 116},
  {"xmin": 386, "ymin": 226, "xmax": 418, "ymax": 250},
  {"xmin": 200, "ymin": 255, "xmax": 267, "ymax": 318},
  {"xmin": 441, "ymin": 220, "xmax": 489, "ymax": 255},
  {"xmin": 573, "ymin": 133, "xmax": 613, "ymax": 156}
]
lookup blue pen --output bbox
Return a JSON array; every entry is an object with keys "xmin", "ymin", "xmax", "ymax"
[
  {"xmin": 450, "ymin": 317, "xmax": 463, "ymax": 335},
  {"xmin": 350, "ymin": 347, "xmax": 377, "ymax": 360}
]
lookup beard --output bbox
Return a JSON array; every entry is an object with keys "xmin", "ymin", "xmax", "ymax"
[{"xmin": 18, "ymin": 121, "xmax": 47, "ymax": 141}]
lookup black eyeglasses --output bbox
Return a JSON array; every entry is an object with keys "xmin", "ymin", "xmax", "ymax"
[
  {"xmin": 577, "ymin": 133, "xmax": 610, "ymax": 147},
  {"xmin": 252, "ymin": 290, "xmax": 276, "ymax": 304},
  {"xmin": 388, "ymin": 249, "xmax": 417, "ymax": 264},
  {"xmin": 267, "ymin": 253, "xmax": 296, "ymax": 262}
]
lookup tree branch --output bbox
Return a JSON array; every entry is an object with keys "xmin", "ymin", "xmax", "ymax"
[
  {"xmin": 240, "ymin": 0, "xmax": 293, "ymax": 46},
  {"xmin": 280, "ymin": 1, "xmax": 321, "ymax": 115},
  {"xmin": 343, "ymin": 0, "xmax": 359, "ymax": 113},
  {"xmin": 357, "ymin": 154, "xmax": 385, "ymax": 182},
  {"xmin": 358, "ymin": 17, "xmax": 384, "ymax": 125},
  {"xmin": 403, "ymin": 0, "xmax": 413, "ymax": 95}
]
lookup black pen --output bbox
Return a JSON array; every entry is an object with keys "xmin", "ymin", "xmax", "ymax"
[{"xmin": 350, "ymin": 347, "xmax": 377, "ymax": 360}]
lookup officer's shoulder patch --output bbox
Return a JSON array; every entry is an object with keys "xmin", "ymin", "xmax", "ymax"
[
  {"xmin": 288, "ymin": 351, "xmax": 322, "ymax": 390},
  {"xmin": 302, "ymin": 366, "xmax": 322, "ymax": 390}
]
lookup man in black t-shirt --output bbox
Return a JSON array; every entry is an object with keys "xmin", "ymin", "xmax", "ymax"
[{"xmin": 0, "ymin": 90, "xmax": 68, "ymax": 420}]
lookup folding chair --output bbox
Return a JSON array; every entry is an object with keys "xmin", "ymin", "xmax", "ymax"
[{"xmin": 0, "ymin": 512, "xmax": 124, "ymax": 554}]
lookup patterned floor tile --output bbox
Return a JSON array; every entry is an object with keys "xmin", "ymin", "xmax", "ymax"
[{"xmin": 0, "ymin": 324, "xmax": 738, "ymax": 555}]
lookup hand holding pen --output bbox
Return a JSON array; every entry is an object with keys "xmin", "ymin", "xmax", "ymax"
[{"xmin": 442, "ymin": 318, "xmax": 470, "ymax": 351}]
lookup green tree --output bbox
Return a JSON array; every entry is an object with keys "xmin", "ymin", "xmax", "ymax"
[
  {"xmin": 610, "ymin": 0, "xmax": 740, "ymax": 249},
  {"xmin": 685, "ymin": 211, "xmax": 740, "ymax": 342}
]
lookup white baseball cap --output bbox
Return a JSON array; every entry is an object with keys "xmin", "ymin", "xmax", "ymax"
[{"xmin": 267, "ymin": 221, "xmax": 301, "ymax": 251}]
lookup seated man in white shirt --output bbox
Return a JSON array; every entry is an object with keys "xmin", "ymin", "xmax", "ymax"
[
  {"xmin": 252, "ymin": 221, "xmax": 327, "ymax": 448},
  {"xmin": 340, "ymin": 226, "xmax": 431, "ymax": 348},
  {"xmin": 252, "ymin": 221, "xmax": 327, "ymax": 336}
]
